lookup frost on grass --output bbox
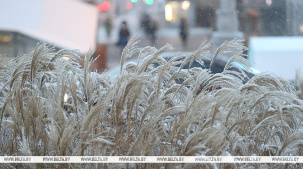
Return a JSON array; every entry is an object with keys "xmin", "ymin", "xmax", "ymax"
[{"xmin": 1, "ymin": 39, "xmax": 303, "ymax": 168}]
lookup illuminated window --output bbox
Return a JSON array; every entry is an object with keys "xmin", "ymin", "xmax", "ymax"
[
  {"xmin": 165, "ymin": 2, "xmax": 180, "ymax": 22},
  {"xmin": 165, "ymin": 4, "xmax": 173, "ymax": 21}
]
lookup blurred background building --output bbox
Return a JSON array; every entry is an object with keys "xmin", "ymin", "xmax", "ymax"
[{"xmin": 0, "ymin": 0, "xmax": 98, "ymax": 58}]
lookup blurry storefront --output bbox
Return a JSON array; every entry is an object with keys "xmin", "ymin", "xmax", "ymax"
[
  {"xmin": 0, "ymin": 31, "xmax": 42, "ymax": 58},
  {"xmin": 238, "ymin": 0, "xmax": 303, "ymax": 37},
  {"xmin": 173, "ymin": 0, "xmax": 303, "ymax": 37},
  {"xmin": 164, "ymin": 0, "xmax": 195, "ymax": 27},
  {"xmin": 193, "ymin": 0, "xmax": 220, "ymax": 28},
  {"xmin": 286, "ymin": 0, "xmax": 303, "ymax": 36}
]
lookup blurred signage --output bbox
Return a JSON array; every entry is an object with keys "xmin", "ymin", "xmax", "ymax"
[
  {"xmin": 98, "ymin": 1, "xmax": 110, "ymax": 12},
  {"xmin": 126, "ymin": 2, "xmax": 133, "ymax": 10},
  {"xmin": 144, "ymin": 0, "xmax": 153, "ymax": 5}
]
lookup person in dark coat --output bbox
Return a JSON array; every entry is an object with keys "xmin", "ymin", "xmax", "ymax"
[
  {"xmin": 117, "ymin": 21, "xmax": 130, "ymax": 53},
  {"xmin": 105, "ymin": 16, "xmax": 112, "ymax": 38},
  {"xmin": 179, "ymin": 18, "xmax": 188, "ymax": 49},
  {"xmin": 140, "ymin": 13, "xmax": 151, "ymax": 36},
  {"xmin": 148, "ymin": 19, "xmax": 158, "ymax": 45}
]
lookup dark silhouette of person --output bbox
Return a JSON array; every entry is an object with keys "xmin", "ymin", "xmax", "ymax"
[
  {"xmin": 179, "ymin": 18, "xmax": 188, "ymax": 49},
  {"xmin": 105, "ymin": 16, "xmax": 112, "ymax": 38},
  {"xmin": 140, "ymin": 14, "xmax": 151, "ymax": 36},
  {"xmin": 140, "ymin": 14, "xmax": 157, "ymax": 45},
  {"xmin": 148, "ymin": 19, "xmax": 158, "ymax": 45},
  {"xmin": 117, "ymin": 21, "xmax": 130, "ymax": 53}
]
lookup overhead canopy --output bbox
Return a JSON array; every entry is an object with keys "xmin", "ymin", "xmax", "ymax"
[{"xmin": 0, "ymin": 0, "xmax": 98, "ymax": 53}]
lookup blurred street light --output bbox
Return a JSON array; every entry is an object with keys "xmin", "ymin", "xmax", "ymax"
[
  {"xmin": 126, "ymin": 2, "xmax": 133, "ymax": 9},
  {"xmin": 265, "ymin": 0, "xmax": 272, "ymax": 6},
  {"xmin": 300, "ymin": 24, "xmax": 303, "ymax": 33},
  {"xmin": 181, "ymin": 1, "xmax": 190, "ymax": 10},
  {"xmin": 144, "ymin": 0, "xmax": 153, "ymax": 5}
]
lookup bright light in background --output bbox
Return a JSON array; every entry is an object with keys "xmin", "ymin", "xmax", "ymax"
[
  {"xmin": 63, "ymin": 57, "xmax": 70, "ymax": 61},
  {"xmin": 98, "ymin": 1, "xmax": 110, "ymax": 12},
  {"xmin": 126, "ymin": 2, "xmax": 133, "ymax": 10},
  {"xmin": 300, "ymin": 24, "xmax": 303, "ymax": 33},
  {"xmin": 165, "ymin": 4, "xmax": 173, "ymax": 21},
  {"xmin": 181, "ymin": 1, "xmax": 190, "ymax": 10},
  {"xmin": 265, "ymin": 0, "xmax": 272, "ymax": 6},
  {"xmin": 64, "ymin": 93, "xmax": 68, "ymax": 102},
  {"xmin": 131, "ymin": 0, "xmax": 137, "ymax": 2},
  {"xmin": 144, "ymin": 0, "xmax": 153, "ymax": 5},
  {"xmin": 0, "ymin": 35, "xmax": 11, "ymax": 42},
  {"xmin": 62, "ymin": 54, "xmax": 70, "ymax": 61},
  {"xmin": 165, "ymin": 2, "xmax": 179, "ymax": 22}
]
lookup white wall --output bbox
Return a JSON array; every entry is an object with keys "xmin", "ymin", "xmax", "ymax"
[
  {"xmin": 249, "ymin": 37, "xmax": 303, "ymax": 81},
  {"xmin": 0, "ymin": 0, "xmax": 98, "ymax": 53}
]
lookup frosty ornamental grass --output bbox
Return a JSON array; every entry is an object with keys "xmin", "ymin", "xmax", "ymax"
[{"xmin": 1, "ymin": 38, "xmax": 303, "ymax": 168}]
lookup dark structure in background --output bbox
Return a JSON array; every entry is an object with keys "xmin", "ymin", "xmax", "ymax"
[
  {"xmin": 193, "ymin": 0, "xmax": 303, "ymax": 37},
  {"xmin": 193, "ymin": 0, "xmax": 219, "ymax": 28},
  {"xmin": 195, "ymin": 7, "xmax": 215, "ymax": 28},
  {"xmin": 286, "ymin": 0, "xmax": 303, "ymax": 36},
  {"xmin": 0, "ymin": 31, "xmax": 42, "ymax": 58},
  {"xmin": 260, "ymin": 0, "xmax": 287, "ymax": 36},
  {"xmin": 238, "ymin": 0, "xmax": 303, "ymax": 37}
]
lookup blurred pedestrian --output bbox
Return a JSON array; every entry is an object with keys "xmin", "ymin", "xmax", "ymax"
[
  {"xmin": 117, "ymin": 21, "xmax": 130, "ymax": 53},
  {"xmin": 105, "ymin": 16, "xmax": 113, "ymax": 38},
  {"xmin": 140, "ymin": 13, "xmax": 151, "ymax": 36},
  {"xmin": 148, "ymin": 19, "xmax": 158, "ymax": 45},
  {"xmin": 179, "ymin": 18, "xmax": 188, "ymax": 49}
]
